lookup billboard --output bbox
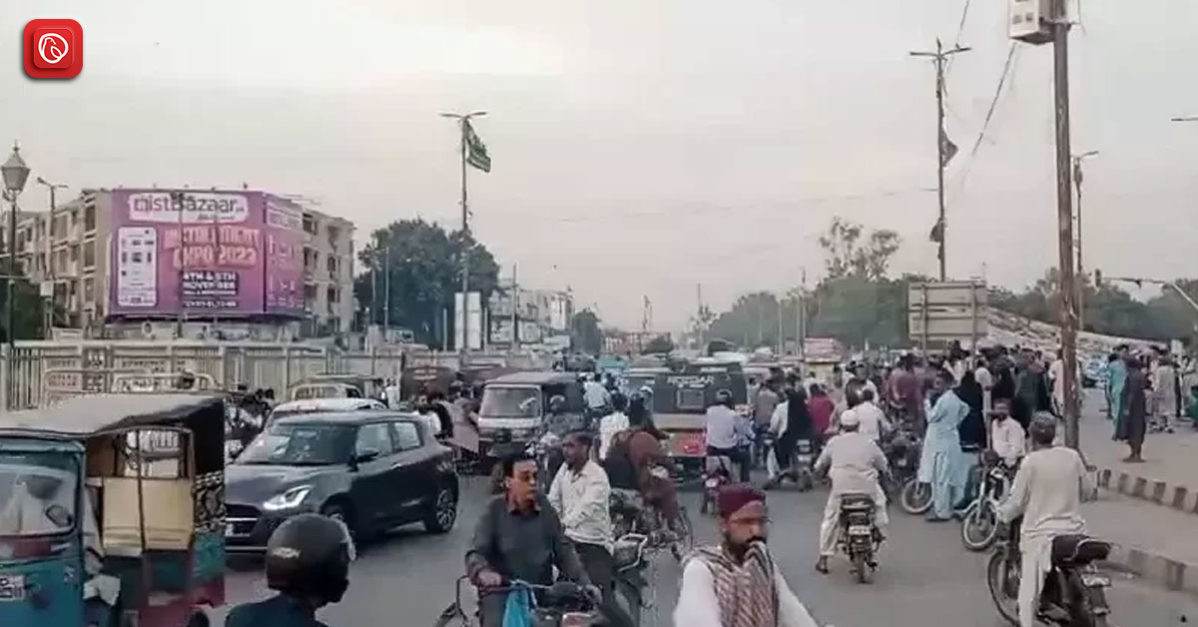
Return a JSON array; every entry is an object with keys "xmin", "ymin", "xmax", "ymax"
[
  {"xmin": 907, "ymin": 281, "xmax": 988, "ymax": 348},
  {"xmin": 108, "ymin": 190, "xmax": 304, "ymax": 318}
]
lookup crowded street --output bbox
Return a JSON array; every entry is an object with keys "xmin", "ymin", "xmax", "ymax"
[{"xmin": 217, "ymin": 471, "xmax": 1195, "ymax": 627}]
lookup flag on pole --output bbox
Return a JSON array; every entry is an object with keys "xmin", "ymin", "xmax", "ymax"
[
  {"xmin": 939, "ymin": 129, "xmax": 958, "ymax": 167},
  {"xmin": 464, "ymin": 120, "xmax": 491, "ymax": 173},
  {"xmin": 929, "ymin": 218, "xmax": 945, "ymax": 243}
]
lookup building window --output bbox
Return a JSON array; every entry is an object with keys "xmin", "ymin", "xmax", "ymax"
[
  {"xmin": 327, "ymin": 225, "xmax": 340, "ymax": 248},
  {"xmin": 302, "ymin": 213, "xmax": 317, "ymax": 235},
  {"xmin": 303, "ymin": 283, "xmax": 317, "ymax": 309},
  {"xmin": 326, "ymin": 256, "xmax": 337, "ymax": 275},
  {"xmin": 69, "ymin": 244, "xmax": 79, "ymax": 264},
  {"xmin": 84, "ymin": 206, "xmax": 96, "ymax": 231},
  {"xmin": 83, "ymin": 277, "xmax": 94, "ymax": 302},
  {"xmin": 327, "ymin": 287, "xmax": 340, "ymax": 304},
  {"xmin": 303, "ymin": 247, "xmax": 318, "ymax": 270},
  {"xmin": 83, "ymin": 241, "xmax": 95, "ymax": 268}
]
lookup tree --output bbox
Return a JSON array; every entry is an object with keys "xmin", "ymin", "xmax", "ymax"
[
  {"xmin": 353, "ymin": 219, "xmax": 500, "ymax": 346},
  {"xmin": 570, "ymin": 309, "xmax": 604, "ymax": 354},
  {"xmin": 643, "ymin": 334, "xmax": 675, "ymax": 354},
  {"xmin": 817, "ymin": 217, "xmax": 901, "ymax": 281},
  {"xmin": 0, "ymin": 258, "xmax": 46, "ymax": 342}
]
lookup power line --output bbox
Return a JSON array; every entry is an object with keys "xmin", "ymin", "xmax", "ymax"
[{"xmin": 947, "ymin": 42, "xmax": 1022, "ymax": 205}]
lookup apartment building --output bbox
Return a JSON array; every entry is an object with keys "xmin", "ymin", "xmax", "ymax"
[{"xmin": 1, "ymin": 188, "xmax": 355, "ymax": 338}]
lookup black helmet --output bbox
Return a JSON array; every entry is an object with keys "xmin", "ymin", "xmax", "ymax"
[
  {"xmin": 714, "ymin": 389, "xmax": 734, "ymax": 408},
  {"xmin": 265, "ymin": 514, "xmax": 353, "ymax": 604}
]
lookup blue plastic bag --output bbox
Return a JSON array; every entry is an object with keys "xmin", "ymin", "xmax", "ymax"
[{"xmin": 502, "ymin": 582, "xmax": 535, "ymax": 627}]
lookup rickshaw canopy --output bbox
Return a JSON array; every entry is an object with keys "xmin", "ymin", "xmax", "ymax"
[{"xmin": 0, "ymin": 393, "xmax": 227, "ymax": 437}]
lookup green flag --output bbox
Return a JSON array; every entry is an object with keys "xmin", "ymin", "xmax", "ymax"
[{"xmin": 464, "ymin": 120, "xmax": 491, "ymax": 173}]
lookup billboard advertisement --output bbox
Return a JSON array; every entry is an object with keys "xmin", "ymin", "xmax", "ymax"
[{"xmin": 108, "ymin": 189, "xmax": 304, "ymax": 318}]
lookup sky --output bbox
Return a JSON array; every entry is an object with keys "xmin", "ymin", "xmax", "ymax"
[{"xmin": 5, "ymin": 0, "xmax": 1198, "ymax": 331}]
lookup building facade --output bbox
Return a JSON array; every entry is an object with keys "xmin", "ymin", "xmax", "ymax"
[{"xmin": 2, "ymin": 188, "xmax": 355, "ymax": 339}]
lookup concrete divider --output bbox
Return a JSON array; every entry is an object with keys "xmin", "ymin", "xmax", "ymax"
[{"xmin": 1096, "ymin": 467, "xmax": 1198, "ymax": 515}]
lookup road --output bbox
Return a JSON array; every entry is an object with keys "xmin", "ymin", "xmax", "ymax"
[{"xmin": 215, "ymin": 478, "xmax": 1196, "ymax": 627}]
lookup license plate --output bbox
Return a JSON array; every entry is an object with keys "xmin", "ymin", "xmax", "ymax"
[
  {"xmin": 797, "ymin": 455, "xmax": 812, "ymax": 465},
  {"xmin": 705, "ymin": 478, "xmax": 720, "ymax": 489},
  {"xmin": 1080, "ymin": 572, "xmax": 1111, "ymax": 588},
  {"xmin": 897, "ymin": 459, "xmax": 908, "ymax": 467},
  {"xmin": 848, "ymin": 525, "xmax": 873, "ymax": 536},
  {"xmin": 0, "ymin": 575, "xmax": 26, "ymax": 601}
]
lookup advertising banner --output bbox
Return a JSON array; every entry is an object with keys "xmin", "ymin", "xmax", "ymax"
[{"xmin": 108, "ymin": 189, "xmax": 304, "ymax": 318}]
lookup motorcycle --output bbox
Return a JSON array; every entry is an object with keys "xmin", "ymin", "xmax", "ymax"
[
  {"xmin": 612, "ymin": 533, "xmax": 651, "ymax": 627},
  {"xmin": 887, "ymin": 429, "xmax": 932, "ymax": 515},
  {"xmin": 436, "ymin": 576, "xmax": 601, "ymax": 627},
  {"xmin": 961, "ymin": 458, "xmax": 1015, "ymax": 552},
  {"xmin": 987, "ymin": 518, "xmax": 1114, "ymax": 627},
  {"xmin": 700, "ymin": 455, "xmax": 733, "ymax": 515},
  {"xmin": 610, "ymin": 489, "xmax": 694, "ymax": 562},
  {"xmin": 837, "ymin": 493, "xmax": 881, "ymax": 584},
  {"xmin": 763, "ymin": 438, "xmax": 815, "ymax": 492}
]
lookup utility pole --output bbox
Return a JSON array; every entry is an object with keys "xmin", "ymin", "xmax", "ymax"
[
  {"xmin": 911, "ymin": 40, "xmax": 971, "ymax": 281},
  {"xmin": 383, "ymin": 243, "xmax": 390, "ymax": 338},
  {"xmin": 440, "ymin": 110, "xmax": 488, "ymax": 362},
  {"xmin": 511, "ymin": 263, "xmax": 519, "ymax": 350},
  {"xmin": 35, "ymin": 177, "xmax": 66, "ymax": 337},
  {"xmin": 1072, "ymin": 150, "xmax": 1099, "ymax": 332}
]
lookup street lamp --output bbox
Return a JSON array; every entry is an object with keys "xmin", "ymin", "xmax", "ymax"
[
  {"xmin": 1071, "ymin": 150, "xmax": 1099, "ymax": 331},
  {"xmin": 1, "ymin": 142, "xmax": 31, "ymax": 353}
]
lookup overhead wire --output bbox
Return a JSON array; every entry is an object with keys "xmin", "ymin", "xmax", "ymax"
[{"xmin": 947, "ymin": 42, "xmax": 1021, "ymax": 205}]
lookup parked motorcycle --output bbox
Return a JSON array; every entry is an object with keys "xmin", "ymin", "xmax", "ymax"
[
  {"xmin": 435, "ymin": 577, "xmax": 601, "ymax": 627},
  {"xmin": 886, "ymin": 428, "xmax": 932, "ymax": 515},
  {"xmin": 961, "ymin": 457, "xmax": 1015, "ymax": 552},
  {"xmin": 987, "ymin": 518, "xmax": 1114, "ymax": 627},
  {"xmin": 837, "ymin": 493, "xmax": 881, "ymax": 584}
]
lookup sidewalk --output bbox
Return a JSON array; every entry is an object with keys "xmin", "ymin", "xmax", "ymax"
[
  {"xmin": 1077, "ymin": 398, "xmax": 1198, "ymax": 514},
  {"xmin": 1086, "ymin": 491, "xmax": 1198, "ymax": 596}
]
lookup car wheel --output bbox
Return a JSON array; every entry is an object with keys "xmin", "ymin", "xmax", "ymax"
[
  {"xmin": 320, "ymin": 502, "xmax": 358, "ymax": 539},
  {"xmin": 424, "ymin": 484, "xmax": 458, "ymax": 534}
]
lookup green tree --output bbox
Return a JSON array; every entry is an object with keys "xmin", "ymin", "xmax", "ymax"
[
  {"xmin": 570, "ymin": 309, "xmax": 604, "ymax": 354},
  {"xmin": 0, "ymin": 258, "xmax": 46, "ymax": 342},
  {"xmin": 817, "ymin": 217, "xmax": 902, "ymax": 281},
  {"xmin": 643, "ymin": 334, "xmax": 675, "ymax": 354},
  {"xmin": 353, "ymin": 219, "xmax": 499, "ymax": 346}
]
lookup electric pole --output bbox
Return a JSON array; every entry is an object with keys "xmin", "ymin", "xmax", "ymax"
[
  {"xmin": 440, "ymin": 110, "xmax": 488, "ymax": 362},
  {"xmin": 383, "ymin": 243, "xmax": 390, "ymax": 338},
  {"xmin": 1072, "ymin": 150, "xmax": 1099, "ymax": 333},
  {"xmin": 911, "ymin": 40, "xmax": 970, "ymax": 281}
]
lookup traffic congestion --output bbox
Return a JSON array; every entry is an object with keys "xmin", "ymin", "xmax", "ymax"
[{"xmin": 3, "ymin": 342, "xmax": 1178, "ymax": 627}]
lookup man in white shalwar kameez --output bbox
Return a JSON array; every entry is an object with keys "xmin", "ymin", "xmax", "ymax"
[{"xmin": 997, "ymin": 413, "xmax": 1095, "ymax": 627}]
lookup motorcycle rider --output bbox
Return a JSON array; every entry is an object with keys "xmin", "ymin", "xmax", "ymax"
[
  {"xmin": 467, "ymin": 453, "xmax": 595, "ymax": 627},
  {"xmin": 813, "ymin": 411, "xmax": 890, "ymax": 575},
  {"xmin": 996, "ymin": 412, "xmax": 1095, "ymax": 627},
  {"xmin": 548, "ymin": 430, "xmax": 634, "ymax": 627},
  {"xmin": 584, "ymin": 373, "xmax": 612, "ymax": 420},
  {"xmin": 989, "ymin": 397, "xmax": 1026, "ymax": 467},
  {"xmin": 675, "ymin": 484, "xmax": 821, "ymax": 627},
  {"xmin": 225, "ymin": 514, "xmax": 354, "ymax": 627},
  {"xmin": 705, "ymin": 389, "xmax": 753, "ymax": 482},
  {"xmin": 598, "ymin": 392, "xmax": 631, "ymax": 461}
]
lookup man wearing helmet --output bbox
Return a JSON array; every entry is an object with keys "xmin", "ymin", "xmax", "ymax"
[
  {"xmin": 225, "ymin": 514, "xmax": 355, "ymax": 627},
  {"xmin": 997, "ymin": 412, "xmax": 1095, "ymax": 627}
]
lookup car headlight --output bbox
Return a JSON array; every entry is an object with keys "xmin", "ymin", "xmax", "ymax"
[{"xmin": 262, "ymin": 485, "xmax": 313, "ymax": 512}]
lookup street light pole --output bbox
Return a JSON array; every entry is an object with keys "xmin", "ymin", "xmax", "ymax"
[
  {"xmin": 36, "ymin": 177, "xmax": 67, "ymax": 337},
  {"xmin": 911, "ymin": 40, "xmax": 971, "ymax": 281},
  {"xmin": 440, "ymin": 110, "xmax": 487, "ymax": 364},
  {"xmin": 1071, "ymin": 150, "xmax": 1098, "ymax": 333},
  {"xmin": 2, "ymin": 143, "xmax": 31, "ymax": 356}
]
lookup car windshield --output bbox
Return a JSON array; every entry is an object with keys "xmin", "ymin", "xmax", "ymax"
[
  {"xmin": 236, "ymin": 424, "xmax": 353, "ymax": 466},
  {"xmin": 480, "ymin": 386, "xmax": 542, "ymax": 418},
  {"xmin": 0, "ymin": 452, "xmax": 80, "ymax": 537}
]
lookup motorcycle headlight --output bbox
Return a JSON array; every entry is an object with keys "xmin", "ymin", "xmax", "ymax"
[{"xmin": 262, "ymin": 485, "xmax": 313, "ymax": 512}]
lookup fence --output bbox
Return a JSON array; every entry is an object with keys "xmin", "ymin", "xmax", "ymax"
[{"xmin": 0, "ymin": 340, "xmax": 551, "ymax": 410}]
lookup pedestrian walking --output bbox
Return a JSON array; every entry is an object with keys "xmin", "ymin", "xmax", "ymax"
[{"xmin": 1107, "ymin": 345, "xmax": 1130, "ymax": 437}]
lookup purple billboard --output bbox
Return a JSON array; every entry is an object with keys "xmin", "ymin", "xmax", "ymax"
[{"xmin": 108, "ymin": 189, "xmax": 304, "ymax": 318}]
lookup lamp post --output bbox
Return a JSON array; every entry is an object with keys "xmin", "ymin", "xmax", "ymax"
[
  {"xmin": 36, "ymin": 176, "xmax": 67, "ymax": 337},
  {"xmin": 2, "ymin": 143, "xmax": 31, "ymax": 354}
]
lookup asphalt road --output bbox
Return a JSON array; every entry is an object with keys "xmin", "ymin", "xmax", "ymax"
[{"xmin": 215, "ymin": 477, "xmax": 1196, "ymax": 627}]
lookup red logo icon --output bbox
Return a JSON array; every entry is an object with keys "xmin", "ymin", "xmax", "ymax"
[{"xmin": 23, "ymin": 19, "xmax": 83, "ymax": 79}]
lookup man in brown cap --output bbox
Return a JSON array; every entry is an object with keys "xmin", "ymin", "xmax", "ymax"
[{"xmin": 673, "ymin": 484, "xmax": 823, "ymax": 627}]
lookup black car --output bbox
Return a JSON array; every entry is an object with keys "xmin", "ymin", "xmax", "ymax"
[{"xmin": 224, "ymin": 411, "xmax": 459, "ymax": 552}]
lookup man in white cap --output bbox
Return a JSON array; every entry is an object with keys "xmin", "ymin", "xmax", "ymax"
[{"xmin": 812, "ymin": 409, "xmax": 890, "ymax": 574}]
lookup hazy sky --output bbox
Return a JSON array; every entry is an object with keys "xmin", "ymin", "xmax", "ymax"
[{"xmin": 5, "ymin": 1, "xmax": 1198, "ymax": 330}]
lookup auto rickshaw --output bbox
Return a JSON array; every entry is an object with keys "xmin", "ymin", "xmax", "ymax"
[{"xmin": 0, "ymin": 393, "xmax": 228, "ymax": 627}]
